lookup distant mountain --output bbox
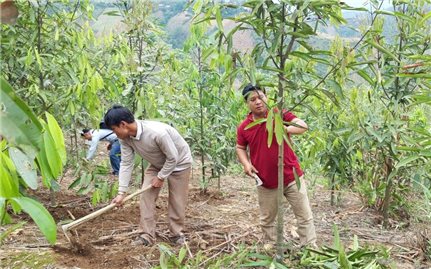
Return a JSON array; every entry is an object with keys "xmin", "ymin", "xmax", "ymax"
[{"xmin": 91, "ymin": 0, "xmax": 398, "ymax": 51}]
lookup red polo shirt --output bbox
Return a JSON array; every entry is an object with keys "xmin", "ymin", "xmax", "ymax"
[{"xmin": 237, "ymin": 111, "xmax": 303, "ymax": 188}]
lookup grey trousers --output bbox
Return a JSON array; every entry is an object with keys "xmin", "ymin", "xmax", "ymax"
[
  {"xmin": 139, "ymin": 165, "xmax": 191, "ymax": 243},
  {"xmin": 257, "ymin": 176, "xmax": 316, "ymax": 246}
]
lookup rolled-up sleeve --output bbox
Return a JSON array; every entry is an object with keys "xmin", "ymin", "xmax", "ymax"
[
  {"xmin": 156, "ymin": 134, "xmax": 178, "ymax": 180},
  {"xmin": 118, "ymin": 141, "xmax": 135, "ymax": 192}
]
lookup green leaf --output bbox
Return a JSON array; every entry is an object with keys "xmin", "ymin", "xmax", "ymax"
[
  {"xmin": 243, "ymin": 260, "xmax": 272, "ymax": 267},
  {"xmin": 347, "ymin": 60, "xmax": 377, "ymax": 67},
  {"xmin": 0, "ymin": 78, "xmax": 42, "ymax": 149},
  {"xmin": 332, "ymin": 224, "xmax": 341, "ymax": 250},
  {"xmin": 50, "ymin": 180, "xmax": 61, "ymax": 192},
  {"xmin": 326, "ymin": 79, "xmax": 343, "ymax": 98},
  {"xmin": 8, "ymin": 147, "xmax": 37, "ymax": 190},
  {"xmin": 104, "ymin": 10, "xmax": 120, "ymax": 16},
  {"xmin": 274, "ymin": 260, "xmax": 289, "ymax": 269},
  {"xmin": 34, "ymin": 49, "xmax": 42, "ymax": 69},
  {"xmin": 366, "ymin": 40, "xmax": 400, "ymax": 63},
  {"xmin": 395, "ymin": 155, "xmax": 421, "ymax": 169},
  {"xmin": 0, "ymin": 221, "xmax": 26, "ymax": 244},
  {"xmin": 245, "ymin": 118, "xmax": 266, "ymax": 130},
  {"xmin": 215, "ymin": 7, "xmax": 223, "ymax": 31},
  {"xmin": 396, "ymin": 73, "xmax": 431, "ymax": 79},
  {"xmin": 42, "ymin": 123, "xmax": 62, "ymax": 179},
  {"xmin": 366, "ymin": 127, "xmax": 384, "ymax": 143},
  {"xmin": 338, "ymin": 245, "xmax": 352, "ymax": 269},
  {"xmin": 352, "ymin": 234, "xmax": 359, "ymax": 251},
  {"xmin": 321, "ymin": 89, "xmax": 339, "ymax": 106},
  {"xmin": 36, "ymin": 137, "xmax": 54, "ymax": 188},
  {"xmin": 282, "ymin": 131, "xmax": 294, "ymax": 151},
  {"xmin": 68, "ymin": 176, "xmax": 82, "ymax": 190},
  {"xmin": 274, "ymin": 112, "xmax": 284, "ymax": 145},
  {"xmin": 45, "ymin": 112, "xmax": 67, "ymax": 165},
  {"xmin": 419, "ymin": 10, "xmax": 431, "ymax": 25},
  {"xmin": 11, "ymin": 197, "xmax": 56, "ymax": 244},
  {"xmin": 293, "ymin": 167, "xmax": 301, "ymax": 191},
  {"xmin": 178, "ymin": 247, "xmax": 187, "ymax": 264},
  {"xmin": 357, "ymin": 70, "xmax": 375, "ymax": 85},
  {"xmin": 193, "ymin": 0, "xmax": 203, "ymax": 15},
  {"xmin": 25, "ymin": 48, "xmax": 33, "ymax": 67},
  {"xmin": 0, "ymin": 154, "xmax": 20, "ymax": 198},
  {"xmin": 267, "ymin": 109, "xmax": 274, "ymax": 148}
]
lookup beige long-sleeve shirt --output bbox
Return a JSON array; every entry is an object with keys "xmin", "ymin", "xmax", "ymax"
[{"xmin": 118, "ymin": 120, "xmax": 192, "ymax": 193}]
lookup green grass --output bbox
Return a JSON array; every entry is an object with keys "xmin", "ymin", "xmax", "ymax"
[{"xmin": 1, "ymin": 251, "xmax": 54, "ymax": 269}]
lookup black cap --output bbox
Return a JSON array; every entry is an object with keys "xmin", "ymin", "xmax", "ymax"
[
  {"xmin": 242, "ymin": 84, "xmax": 265, "ymax": 100},
  {"xmin": 80, "ymin": 128, "xmax": 91, "ymax": 136}
]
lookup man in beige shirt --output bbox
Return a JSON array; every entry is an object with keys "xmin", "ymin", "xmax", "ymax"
[{"xmin": 105, "ymin": 105, "xmax": 192, "ymax": 246}]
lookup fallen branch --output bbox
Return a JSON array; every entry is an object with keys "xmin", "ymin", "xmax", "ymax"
[
  {"xmin": 184, "ymin": 240, "xmax": 194, "ymax": 259},
  {"xmin": 203, "ymin": 231, "xmax": 251, "ymax": 254},
  {"xmin": 394, "ymin": 253, "xmax": 417, "ymax": 263},
  {"xmin": 199, "ymin": 247, "xmax": 227, "ymax": 267},
  {"xmin": 91, "ymin": 230, "xmax": 143, "ymax": 245}
]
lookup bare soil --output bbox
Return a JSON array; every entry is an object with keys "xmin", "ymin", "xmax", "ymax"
[{"xmin": 1, "ymin": 166, "xmax": 430, "ymax": 269}]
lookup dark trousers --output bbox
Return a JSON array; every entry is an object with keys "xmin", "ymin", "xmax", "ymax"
[{"xmin": 109, "ymin": 140, "xmax": 121, "ymax": 175}]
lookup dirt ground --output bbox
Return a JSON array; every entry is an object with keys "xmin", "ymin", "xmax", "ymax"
[{"xmin": 1, "ymin": 165, "xmax": 430, "ymax": 269}]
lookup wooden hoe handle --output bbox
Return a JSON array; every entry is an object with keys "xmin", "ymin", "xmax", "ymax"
[{"xmin": 61, "ymin": 185, "xmax": 152, "ymax": 233}]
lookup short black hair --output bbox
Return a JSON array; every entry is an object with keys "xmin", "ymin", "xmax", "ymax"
[
  {"xmin": 80, "ymin": 128, "xmax": 91, "ymax": 136},
  {"xmin": 103, "ymin": 105, "xmax": 135, "ymax": 129},
  {"xmin": 242, "ymin": 84, "xmax": 265, "ymax": 100}
]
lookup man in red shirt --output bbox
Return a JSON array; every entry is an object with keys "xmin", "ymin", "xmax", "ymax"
[{"xmin": 236, "ymin": 84, "xmax": 316, "ymax": 248}]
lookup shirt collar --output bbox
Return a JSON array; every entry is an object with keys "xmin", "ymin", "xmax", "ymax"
[
  {"xmin": 247, "ymin": 111, "xmax": 268, "ymax": 121},
  {"xmin": 131, "ymin": 121, "xmax": 142, "ymax": 140}
]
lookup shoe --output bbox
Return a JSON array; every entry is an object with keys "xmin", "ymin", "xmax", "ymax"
[
  {"xmin": 132, "ymin": 235, "xmax": 152, "ymax": 246},
  {"xmin": 170, "ymin": 234, "xmax": 185, "ymax": 245}
]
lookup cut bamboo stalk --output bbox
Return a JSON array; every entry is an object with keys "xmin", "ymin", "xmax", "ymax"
[{"xmin": 61, "ymin": 185, "xmax": 152, "ymax": 235}]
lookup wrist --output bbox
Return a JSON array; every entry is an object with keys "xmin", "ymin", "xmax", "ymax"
[
  {"xmin": 118, "ymin": 191, "xmax": 126, "ymax": 196},
  {"xmin": 157, "ymin": 175, "xmax": 164, "ymax": 181}
]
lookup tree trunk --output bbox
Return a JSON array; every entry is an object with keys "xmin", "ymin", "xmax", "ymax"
[
  {"xmin": 276, "ymin": 4, "xmax": 287, "ymax": 261},
  {"xmin": 276, "ymin": 143, "xmax": 285, "ymax": 260},
  {"xmin": 197, "ymin": 47, "xmax": 206, "ymax": 193},
  {"xmin": 331, "ymin": 173, "xmax": 336, "ymax": 206},
  {"xmin": 382, "ymin": 156, "xmax": 393, "ymax": 228}
]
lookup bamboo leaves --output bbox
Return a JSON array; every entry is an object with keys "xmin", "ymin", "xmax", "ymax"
[
  {"xmin": 301, "ymin": 225, "xmax": 389, "ymax": 268},
  {"xmin": 267, "ymin": 108, "xmax": 274, "ymax": 147},
  {"xmin": 365, "ymin": 40, "xmax": 400, "ymax": 64}
]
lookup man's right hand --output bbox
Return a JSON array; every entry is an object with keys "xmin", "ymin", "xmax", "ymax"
[
  {"xmin": 111, "ymin": 194, "xmax": 125, "ymax": 207},
  {"xmin": 244, "ymin": 164, "xmax": 258, "ymax": 177}
]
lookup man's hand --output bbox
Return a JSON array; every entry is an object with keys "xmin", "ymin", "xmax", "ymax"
[
  {"xmin": 111, "ymin": 193, "xmax": 125, "ymax": 207},
  {"xmin": 243, "ymin": 163, "xmax": 258, "ymax": 177},
  {"xmin": 151, "ymin": 176, "xmax": 164, "ymax": 188}
]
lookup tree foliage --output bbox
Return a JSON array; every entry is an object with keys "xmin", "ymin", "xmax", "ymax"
[{"xmin": 0, "ymin": 78, "xmax": 64, "ymax": 244}]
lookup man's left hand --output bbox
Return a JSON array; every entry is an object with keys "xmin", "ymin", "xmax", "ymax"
[{"xmin": 151, "ymin": 176, "xmax": 164, "ymax": 188}]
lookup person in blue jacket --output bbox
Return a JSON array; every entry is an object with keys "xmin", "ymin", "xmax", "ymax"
[{"xmin": 81, "ymin": 127, "xmax": 121, "ymax": 175}]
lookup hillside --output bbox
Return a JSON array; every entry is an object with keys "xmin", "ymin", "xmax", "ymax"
[{"xmin": 91, "ymin": 0, "xmax": 394, "ymax": 51}]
